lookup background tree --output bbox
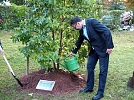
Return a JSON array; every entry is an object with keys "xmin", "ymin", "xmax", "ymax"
[
  {"xmin": 100, "ymin": 0, "xmax": 134, "ymax": 10},
  {"xmin": 123, "ymin": 0, "xmax": 134, "ymax": 10},
  {"xmin": 109, "ymin": 2, "xmax": 126, "ymax": 10}
]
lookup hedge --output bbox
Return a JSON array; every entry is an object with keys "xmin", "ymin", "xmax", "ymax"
[{"xmin": 0, "ymin": 4, "xmax": 27, "ymax": 30}]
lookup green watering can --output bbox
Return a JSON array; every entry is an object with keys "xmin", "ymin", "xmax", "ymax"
[{"xmin": 58, "ymin": 54, "xmax": 79, "ymax": 72}]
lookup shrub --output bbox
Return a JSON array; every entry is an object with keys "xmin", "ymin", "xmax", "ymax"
[{"xmin": 0, "ymin": 4, "xmax": 27, "ymax": 30}]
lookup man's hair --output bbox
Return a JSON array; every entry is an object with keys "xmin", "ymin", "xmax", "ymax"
[{"xmin": 70, "ymin": 16, "xmax": 82, "ymax": 26}]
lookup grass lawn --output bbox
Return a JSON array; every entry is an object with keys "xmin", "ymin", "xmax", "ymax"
[{"xmin": 0, "ymin": 30, "xmax": 134, "ymax": 100}]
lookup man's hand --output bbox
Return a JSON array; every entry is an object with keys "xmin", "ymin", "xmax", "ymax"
[
  {"xmin": 106, "ymin": 48, "xmax": 113, "ymax": 54},
  {"xmin": 0, "ymin": 46, "xmax": 4, "ymax": 55},
  {"xmin": 0, "ymin": 50, "xmax": 4, "ymax": 55},
  {"xmin": 68, "ymin": 52, "xmax": 74, "ymax": 57},
  {"xmin": 0, "ymin": 19, "xmax": 2, "ymax": 23}
]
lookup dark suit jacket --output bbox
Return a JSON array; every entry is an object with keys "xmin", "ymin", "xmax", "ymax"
[{"xmin": 72, "ymin": 18, "xmax": 114, "ymax": 57}]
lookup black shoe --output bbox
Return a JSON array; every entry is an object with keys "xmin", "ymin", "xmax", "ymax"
[
  {"xmin": 79, "ymin": 88, "xmax": 93, "ymax": 93},
  {"xmin": 92, "ymin": 94, "xmax": 104, "ymax": 100}
]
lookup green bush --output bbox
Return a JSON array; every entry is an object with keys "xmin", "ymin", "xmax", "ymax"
[
  {"xmin": 0, "ymin": 4, "xmax": 27, "ymax": 30},
  {"xmin": 110, "ymin": 10, "xmax": 124, "ymax": 25}
]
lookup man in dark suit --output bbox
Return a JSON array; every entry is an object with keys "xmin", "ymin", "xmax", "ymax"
[{"xmin": 69, "ymin": 16, "xmax": 114, "ymax": 100}]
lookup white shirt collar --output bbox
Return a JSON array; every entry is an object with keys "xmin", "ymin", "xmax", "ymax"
[{"xmin": 83, "ymin": 19, "xmax": 86, "ymax": 26}]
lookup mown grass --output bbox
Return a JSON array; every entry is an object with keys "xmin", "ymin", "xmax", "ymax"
[{"xmin": 0, "ymin": 30, "xmax": 134, "ymax": 100}]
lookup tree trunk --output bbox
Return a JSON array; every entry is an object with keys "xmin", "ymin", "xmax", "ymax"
[{"xmin": 26, "ymin": 56, "xmax": 29, "ymax": 75}]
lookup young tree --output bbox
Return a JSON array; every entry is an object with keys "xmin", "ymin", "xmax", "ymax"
[{"xmin": 12, "ymin": 0, "xmax": 102, "ymax": 72}]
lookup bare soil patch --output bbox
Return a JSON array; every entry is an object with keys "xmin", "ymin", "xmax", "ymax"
[{"xmin": 18, "ymin": 69, "xmax": 86, "ymax": 95}]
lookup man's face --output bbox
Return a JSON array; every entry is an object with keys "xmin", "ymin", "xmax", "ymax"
[{"xmin": 72, "ymin": 22, "xmax": 83, "ymax": 30}]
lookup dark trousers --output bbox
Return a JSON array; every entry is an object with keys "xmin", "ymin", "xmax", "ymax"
[{"xmin": 86, "ymin": 50, "xmax": 109, "ymax": 95}]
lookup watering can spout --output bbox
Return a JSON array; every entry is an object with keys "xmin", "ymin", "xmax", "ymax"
[{"xmin": 58, "ymin": 62, "xmax": 67, "ymax": 69}]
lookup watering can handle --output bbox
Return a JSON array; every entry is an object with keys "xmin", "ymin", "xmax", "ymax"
[
  {"xmin": 72, "ymin": 54, "xmax": 78, "ymax": 60},
  {"xmin": 65, "ymin": 54, "xmax": 78, "ymax": 61}
]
